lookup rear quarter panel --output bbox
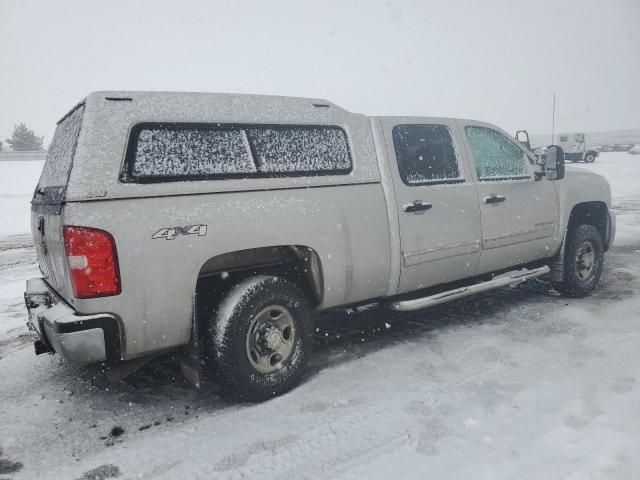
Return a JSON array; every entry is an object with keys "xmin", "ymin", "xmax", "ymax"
[{"xmin": 65, "ymin": 186, "xmax": 390, "ymax": 358}]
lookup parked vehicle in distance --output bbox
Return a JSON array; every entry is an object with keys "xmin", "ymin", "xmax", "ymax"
[
  {"xmin": 532, "ymin": 146, "xmax": 547, "ymax": 162},
  {"xmin": 25, "ymin": 91, "xmax": 616, "ymax": 401},
  {"xmin": 628, "ymin": 144, "xmax": 640, "ymax": 155},
  {"xmin": 602, "ymin": 144, "xmax": 616, "ymax": 152},
  {"xmin": 555, "ymin": 133, "xmax": 599, "ymax": 163},
  {"xmin": 615, "ymin": 144, "xmax": 634, "ymax": 152}
]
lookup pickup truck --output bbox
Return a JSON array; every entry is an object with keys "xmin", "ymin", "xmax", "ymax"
[{"xmin": 25, "ymin": 91, "xmax": 615, "ymax": 401}]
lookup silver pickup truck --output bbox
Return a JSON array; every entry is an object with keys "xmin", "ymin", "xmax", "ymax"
[{"xmin": 25, "ymin": 91, "xmax": 615, "ymax": 400}]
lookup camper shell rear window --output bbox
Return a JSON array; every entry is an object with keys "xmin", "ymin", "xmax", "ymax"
[
  {"xmin": 33, "ymin": 103, "xmax": 84, "ymax": 204},
  {"xmin": 121, "ymin": 123, "xmax": 352, "ymax": 183}
]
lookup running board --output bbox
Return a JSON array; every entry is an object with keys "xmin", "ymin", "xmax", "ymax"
[{"xmin": 385, "ymin": 265, "xmax": 550, "ymax": 312}]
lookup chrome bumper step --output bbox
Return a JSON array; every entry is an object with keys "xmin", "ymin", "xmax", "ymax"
[{"xmin": 385, "ymin": 265, "xmax": 550, "ymax": 312}]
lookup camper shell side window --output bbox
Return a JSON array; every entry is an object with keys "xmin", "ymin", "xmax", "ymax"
[{"xmin": 121, "ymin": 123, "xmax": 353, "ymax": 183}]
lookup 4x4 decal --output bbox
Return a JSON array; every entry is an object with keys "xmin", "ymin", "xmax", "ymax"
[{"xmin": 152, "ymin": 225, "xmax": 207, "ymax": 240}]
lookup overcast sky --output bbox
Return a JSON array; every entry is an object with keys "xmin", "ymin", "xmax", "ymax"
[{"xmin": 1, "ymin": 0, "xmax": 638, "ymax": 145}]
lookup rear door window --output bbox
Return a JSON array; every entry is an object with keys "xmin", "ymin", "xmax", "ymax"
[
  {"xmin": 392, "ymin": 124, "xmax": 462, "ymax": 185},
  {"xmin": 123, "ymin": 124, "xmax": 352, "ymax": 182}
]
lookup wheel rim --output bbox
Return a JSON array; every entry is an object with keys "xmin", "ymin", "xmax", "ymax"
[
  {"xmin": 586, "ymin": 154, "xmax": 594, "ymax": 162},
  {"xmin": 576, "ymin": 241, "xmax": 596, "ymax": 281},
  {"xmin": 245, "ymin": 305, "xmax": 296, "ymax": 374}
]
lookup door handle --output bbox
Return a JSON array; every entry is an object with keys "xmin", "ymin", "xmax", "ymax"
[
  {"xmin": 404, "ymin": 200, "xmax": 433, "ymax": 213},
  {"xmin": 484, "ymin": 194, "xmax": 506, "ymax": 204}
]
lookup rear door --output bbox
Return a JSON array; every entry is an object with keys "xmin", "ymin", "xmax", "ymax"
[
  {"xmin": 381, "ymin": 118, "xmax": 482, "ymax": 293},
  {"xmin": 460, "ymin": 121, "xmax": 560, "ymax": 274},
  {"xmin": 31, "ymin": 103, "xmax": 85, "ymax": 301}
]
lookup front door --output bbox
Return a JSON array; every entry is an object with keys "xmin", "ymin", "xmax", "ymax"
[
  {"xmin": 460, "ymin": 122, "xmax": 560, "ymax": 274},
  {"xmin": 382, "ymin": 118, "xmax": 482, "ymax": 293}
]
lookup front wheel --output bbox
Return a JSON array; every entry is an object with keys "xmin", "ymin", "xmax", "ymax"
[
  {"xmin": 553, "ymin": 224, "xmax": 604, "ymax": 297},
  {"xmin": 584, "ymin": 152, "xmax": 596, "ymax": 163},
  {"xmin": 208, "ymin": 275, "xmax": 313, "ymax": 401}
]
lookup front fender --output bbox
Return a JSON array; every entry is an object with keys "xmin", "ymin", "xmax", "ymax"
[{"xmin": 556, "ymin": 167, "xmax": 612, "ymax": 234}]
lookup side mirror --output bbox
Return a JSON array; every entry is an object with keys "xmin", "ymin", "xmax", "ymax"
[
  {"xmin": 545, "ymin": 145, "xmax": 565, "ymax": 180},
  {"xmin": 515, "ymin": 130, "xmax": 531, "ymax": 151}
]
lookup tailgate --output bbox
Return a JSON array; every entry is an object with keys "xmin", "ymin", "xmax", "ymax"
[
  {"xmin": 31, "ymin": 104, "xmax": 84, "ymax": 302},
  {"xmin": 31, "ymin": 208, "xmax": 73, "ymax": 300}
]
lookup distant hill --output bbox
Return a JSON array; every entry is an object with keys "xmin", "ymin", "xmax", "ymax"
[{"xmin": 530, "ymin": 129, "xmax": 640, "ymax": 148}]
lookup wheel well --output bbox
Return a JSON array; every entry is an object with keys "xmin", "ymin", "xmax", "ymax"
[
  {"xmin": 567, "ymin": 202, "xmax": 609, "ymax": 246},
  {"xmin": 195, "ymin": 245, "xmax": 324, "ymax": 313}
]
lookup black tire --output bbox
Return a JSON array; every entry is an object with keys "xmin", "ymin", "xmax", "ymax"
[
  {"xmin": 208, "ymin": 275, "xmax": 312, "ymax": 401},
  {"xmin": 584, "ymin": 152, "xmax": 596, "ymax": 163},
  {"xmin": 553, "ymin": 224, "xmax": 604, "ymax": 298}
]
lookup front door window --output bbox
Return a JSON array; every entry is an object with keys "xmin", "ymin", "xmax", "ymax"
[{"xmin": 465, "ymin": 126, "xmax": 530, "ymax": 180}]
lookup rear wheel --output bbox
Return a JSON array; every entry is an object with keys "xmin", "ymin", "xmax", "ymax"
[
  {"xmin": 553, "ymin": 224, "xmax": 604, "ymax": 297},
  {"xmin": 208, "ymin": 275, "xmax": 313, "ymax": 401}
]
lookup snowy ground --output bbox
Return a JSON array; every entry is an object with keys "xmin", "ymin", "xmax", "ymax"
[
  {"xmin": 0, "ymin": 153, "xmax": 639, "ymax": 480},
  {"xmin": 0, "ymin": 161, "xmax": 42, "ymax": 238}
]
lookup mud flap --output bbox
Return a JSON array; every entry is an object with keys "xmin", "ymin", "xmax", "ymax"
[
  {"xmin": 180, "ymin": 292, "xmax": 204, "ymax": 388},
  {"xmin": 545, "ymin": 230, "xmax": 567, "ymax": 282},
  {"xmin": 103, "ymin": 354, "xmax": 160, "ymax": 384}
]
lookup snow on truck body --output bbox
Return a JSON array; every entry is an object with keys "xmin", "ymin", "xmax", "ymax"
[{"xmin": 25, "ymin": 91, "xmax": 615, "ymax": 400}]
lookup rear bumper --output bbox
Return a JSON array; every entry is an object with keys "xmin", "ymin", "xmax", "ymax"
[{"xmin": 24, "ymin": 278, "xmax": 122, "ymax": 363}]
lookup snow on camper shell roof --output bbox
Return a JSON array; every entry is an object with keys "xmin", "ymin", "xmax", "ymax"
[
  {"xmin": 86, "ymin": 91, "xmax": 351, "ymax": 119},
  {"xmin": 64, "ymin": 91, "xmax": 380, "ymax": 201}
]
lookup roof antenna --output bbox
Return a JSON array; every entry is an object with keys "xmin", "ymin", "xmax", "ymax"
[{"xmin": 551, "ymin": 92, "xmax": 556, "ymax": 144}]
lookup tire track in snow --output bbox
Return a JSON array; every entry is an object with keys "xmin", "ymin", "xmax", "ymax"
[{"xmin": 205, "ymin": 407, "xmax": 414, "ymax": 480}]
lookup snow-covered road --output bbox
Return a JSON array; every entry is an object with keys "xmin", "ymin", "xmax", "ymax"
[{"xmin": 1, "ymin": 154, "xmax": 639, "ymax": 480}]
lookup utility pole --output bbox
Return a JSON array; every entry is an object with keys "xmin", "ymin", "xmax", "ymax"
[{"xmin": 551, "ymin": 92, "xmax": 556, "ymax": 144}]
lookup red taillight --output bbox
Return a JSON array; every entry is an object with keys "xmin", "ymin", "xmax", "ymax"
[{"xmin": 63, "ymin": 226, "xmax": 121, "ymax": 299}]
